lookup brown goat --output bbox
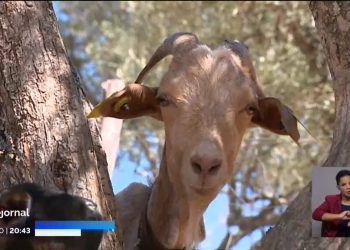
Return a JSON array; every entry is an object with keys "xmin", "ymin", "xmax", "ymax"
[{"xmin": 88, "ymin": 32, "xmax": 300, "ymax": 250}]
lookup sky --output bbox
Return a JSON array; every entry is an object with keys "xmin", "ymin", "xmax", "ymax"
[{"xmin": 52, "ymin": 2, "xmax": 265, "ymax": 249}]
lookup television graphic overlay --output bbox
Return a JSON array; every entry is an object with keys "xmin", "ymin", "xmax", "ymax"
[{"xmin": 0, "ymin": 183, "xmax": 115, "ymax": 250}]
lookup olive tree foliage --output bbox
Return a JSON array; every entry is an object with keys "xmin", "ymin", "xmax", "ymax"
[{"xmin": 56, "ymin": 1, "xmax": 333, "ymax": 248}]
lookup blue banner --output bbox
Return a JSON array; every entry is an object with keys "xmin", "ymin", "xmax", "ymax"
[{"xmin": 35, "ymin": 221, "xmax": 115, "ymax": 231}]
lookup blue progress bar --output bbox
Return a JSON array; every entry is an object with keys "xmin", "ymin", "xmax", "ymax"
[{"xmin": 35, "ymin": 221, "xmax": 115, "ymax": 231}]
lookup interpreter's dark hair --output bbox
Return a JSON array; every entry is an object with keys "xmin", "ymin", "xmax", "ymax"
[{"xmin": 336, "ymin": 169, "xmax": 350, "ymax": 185}]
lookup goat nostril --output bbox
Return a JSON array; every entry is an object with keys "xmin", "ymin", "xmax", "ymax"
[
  {"xmin": 208, "ymin": 164, "xmax": 221, "ymax": 175},
  {"xmin": 192, "ymin": 162, "xmax": 202, "ymax": 174},
  {"xmin": 191, "ymin": 156, "xmax": 222, "ymax": 175}
]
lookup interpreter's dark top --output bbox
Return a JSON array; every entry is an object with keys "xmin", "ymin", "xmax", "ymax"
[{"xmin": 336, "ymin": 204, "xmax": 350, "ymax": 237}]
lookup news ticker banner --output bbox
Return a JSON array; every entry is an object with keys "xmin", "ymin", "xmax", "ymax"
[{"xmin": 35, "ymin": 220, "xmax": 115, "ymax": 237}]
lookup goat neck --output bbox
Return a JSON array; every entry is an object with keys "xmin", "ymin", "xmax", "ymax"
[{"xmin": 146, "ymin": 145, "xmax": 205, "ymax": 249}]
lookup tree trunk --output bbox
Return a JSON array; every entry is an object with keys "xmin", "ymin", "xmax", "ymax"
[
  {"xmin": 0, "ymin": 1, "xmax": 121, "ymax": 249},
  {"xmin": 255, "ymin": 2, "xmax": 350, "ymax": 249}
]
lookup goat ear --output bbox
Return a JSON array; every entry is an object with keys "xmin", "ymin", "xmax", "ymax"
[
  {"xmin": 87, "ymin": 84, "xmax": 162, "ymax": 121},
  {"xmin": 252, "ymin": 97, "xmax": 300, "ymax": 144}
]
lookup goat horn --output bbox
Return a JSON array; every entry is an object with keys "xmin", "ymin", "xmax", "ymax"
[
  {"xmin": 224, "ymin": 39, "xmax": 265, "ymax": 98},
  {"xmin": 135, "ymin": 32, "xmax": 199, "ymax": 83},
  {"xmin": 224, "ymin": 39, "xmax": 257, "ymax": 82}
]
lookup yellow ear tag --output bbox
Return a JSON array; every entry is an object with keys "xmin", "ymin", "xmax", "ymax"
[{"xmin": 113, "ymin": 97, "xmax": 129, "ymax": 112}]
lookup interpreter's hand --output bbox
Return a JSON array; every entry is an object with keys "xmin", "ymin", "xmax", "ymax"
[{"xmin": 339, "ymin": 211, "xmax": 350, "ymax": 220}]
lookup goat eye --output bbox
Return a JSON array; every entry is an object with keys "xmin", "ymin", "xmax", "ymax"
[
  {"xmin": 157, "ymin": 96, "xmax": 171, "ymax": 107},
  {"xmin": 246, "ymin": 104, "xmax": 257, "ymax": 115}
]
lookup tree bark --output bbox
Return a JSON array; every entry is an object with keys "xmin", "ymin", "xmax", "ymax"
[
  {"xmin": 0, "ymin": 1, "xmax": 120, "ymax": 249},
  {"xmin": 255, "ymin": 2, "xmax": 350, "ymax": 249}
]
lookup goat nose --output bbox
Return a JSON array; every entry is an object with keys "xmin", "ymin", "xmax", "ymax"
[{"xmin": 190, "ymin": 154, "xmax": 222, "ymax": 176}]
